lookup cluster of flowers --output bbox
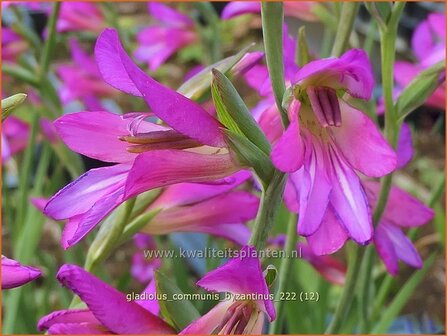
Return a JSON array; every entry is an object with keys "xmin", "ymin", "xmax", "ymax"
[{"xmin": 2, "ymin": 2, "xmax": 444, "ymax": 334}]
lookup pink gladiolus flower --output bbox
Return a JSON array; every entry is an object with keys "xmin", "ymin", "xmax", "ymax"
[
  {"xmin": 221, "ymin": 1, "xmax": 319, "ymax": 22},
  {"xmin": 57, "ymin": 39, "xmax": 116, "ymax": 110},
  {"xmin": 1, "ymin": 256, "xmax": 41, "ymax": 289},
  {"xmin": 57, "ymin": 2, "xmax": 105, "ymax": 33},
  {"xmin": 394, "ymin": 13, "xmax": 445, "ymax": 110},
  {"xmin": 275, "ymin": 49, "xmax": 397, "ymax": 254},
  {"xmin": 1, "ymin": 116, "xmax": 29, "ymax": 162},
  {"xmin": 365, "ymin": 181, "xmax": 435, "ymax": 276},
  {"xmin": 181, "ymin": 245, "xmax": 275, "ymax": 334},
  {"xmin": 38, "ymin": 264, "xmax": 172, "ymax": 334},
  {"xmin": 44, "ymin": 28, "xmax": 252, "ymax": 248},
  {"xmin": 134, "ymin": 3, "xmax": 198, "ymax": 71}
]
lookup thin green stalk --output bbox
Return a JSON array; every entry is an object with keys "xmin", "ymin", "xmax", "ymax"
[
  {"xmin": 330, "ymin": 3, "xmax": 359, "ymax": 57},
  {"xmin": 325, "ymin": 244, "xmax": 363, "ymax": 334},
  {"xmin": 196, "ymin": 3, "xmax": 222, "ymax": 63},
  {"xmin": 358, "ymin": 246, "xmax": 375, "ymax": 333},
  {"xmin": 261, "ymin": 2, "xmax": 288, "ymax": 128},
  {"xmin": 269, "ymin": 213, "xmax": 297, "ymax": 334},
  {"xmin": 16, "ymin": 113, "xmax": 39, "ymax": 233},
  {"xmin": 248, "ymin": 172, "xmax": 286, "ymax": 251},
  {"xmin": 40, "ymin": 2, "xmax": 61, "ymax": 78}
]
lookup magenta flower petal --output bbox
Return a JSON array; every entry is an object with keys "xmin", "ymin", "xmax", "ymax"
[
  {"xmin": 221, "ymin": 2, "xmax": 260, "ymax": 19},
  {"xmin": 294, "ymin": 49, "xmax": 374, "ymax": 100},
  {"xmin": 396, "ymin": 123, "xmax": 413, "ymax": 169},
  {"xmin": 1, "ymin": 256, "xmax": 41, "ymax": 289},
  {"xmin": 331, "ymin": 101, "xmax": 397, "ymax": 177},
  {"xmin": 47, "ymin": 322, "xmax": 109, "ymax": 334},
  {"xmin": 151, "ymin": 170, "xmax": 250, "ymax": 209},
  {"xmin": 329, "ymin": 149, "xmax": 372, "ymax": 244},
  {"xmin": 135, "ymin": 280, "xmax": 160, "ymax": 316},
  {"xmin": 381, "ymin": 222, "xmax": 423, "ymax": 269},
  {"xmin": 271, "ymin": 106, "xmax": 305, "ymax": 173},
  {"xmin": 56, "ymin": 264, "xmax": 174, "ymax": 334},
  {"xmin": 306, "ymin": 205, "xmax": 349, "ymax": 255},
  {"xmin": 364, "ymin": 181, "xmax": 434, "ymax": 228},
  {"xmin": 62, "ymin": 187, "xmax": 125, "ymax": 249},
  {"xmin": 124, "ymin": 150, "xmax": 238, "ymax": 199},
  {"xmin": 295, "ymin": 140, "xmax": 332, "ymax": 236},
  {"xmin": 148, "ymin": 2, "xmax": 194, "ymax": 27},
  {"xmin": 374, "ymin": 224, "xmax": 399, "ymax": 276},
  {"xmin": 283, "ymin": 178, "xmax": 299, "ymax": 213},
  {"xmin": 38, "ymin": 309, "xmax": 99, "ymax": 331},
  {"xmin": 44, "ymin": 164, "xmax": 129, "ymax": 220},
  {"xmin": 197, "ymin": 245, "xmax": 275, "ymax": 321},
  {"xmin": 95, "ymin": 28, "xmax": 225, "ymax": 147},
  {"xmin": 54, "ymin": 112, "xmax": 147, "ymax": 163}
]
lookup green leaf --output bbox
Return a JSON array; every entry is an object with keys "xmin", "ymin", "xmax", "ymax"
[
  {"xmin": 2, "ymin": 93, "xmax": 27, "ymax": 121},
  {"xmin": 297, "ymin": 26, "xmax": 311, "ymax": 67},
  {"xmin": 396, "ymin": 61, "xmax": 445, "ymax": 122},
  {"xmin": 2, "ymin": 63, "xmax": 39, "ymax": 87},
  {"xmin": 264, "ymin": 264, "xmax": 278, "ymax": 288},
  {"xmin": 223, "ymin": 129, "xmax": 274, "ymax": 186},
  {"xmin": 371, "ymin": 253, "xmax": 436, "ymax": 334},
  {"xmin": 155, "ymin": 271, "xmax": 201, "ymax": 331},
  {"xmin": 211, "ymin": 69, "xmax": 271, "ymax": 155},
  {"xmin": 120, "ymin": 208, "xmax": 162, "ymax": 243},
  {"xmin": 178, "ymin": 44, "xmax": 253, "ymax": 100},
  {"xmin": 261, "ymin": 2, "xmax": 288, "ymax": 127}
]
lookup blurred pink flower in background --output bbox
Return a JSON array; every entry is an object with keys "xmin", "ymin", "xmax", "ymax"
[
  {"xmin": 134, "ymin": 3, "xmax": 198, "ymax": 71},
  {"xmin": 366, "ymin": 181, "xmax": 434, "ymax": 276},
  {"xmin": 221, "ymin": 1, "xmax": 319, "ymax": 22},
  {"xmin": 2, "ymin": 28, "xmax": 27, "ymax": 62},
  {"xmin": 57, "ymin": 2, "xmax": 105, "ymax": 33},
  {"xmin": 1, "ymin": 116, "xmax": 29, "ymax": 162},
  {"xmin": 394, "ymin": 12, "xmax": 445, "ymax": 110},
  {"xmin": 57, "ymin": 39, "xmax": 116, "ymax": 110}
]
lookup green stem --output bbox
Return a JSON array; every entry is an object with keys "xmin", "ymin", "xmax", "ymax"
[
  {"xmin": 261, "ymin": 2, "xmax": 288, "ymax": 128},
  {"xmin": 269, "ymin": 213, "xmax": 297, "ymax": 334},
  {"xmin": 358, "ymin": 246, "xmax": 374, "ymax": 333},
  {"xmin": 248, "ymin": 171, "xmax": 286, "ymax": 250},
  {"xmin": 325, "ymin": 244, "xmax": 363, "ymax": 334},
  {"xmin": 40, "ymin": 2, "xmax": 61, "ymax": 79},
  {"xmin": 330, "ymin": 3, "xmax": 359, "ymax": 57},
  {"xmin": 196, "ymin": 3, "xmax": 222, "ymax": 63}
]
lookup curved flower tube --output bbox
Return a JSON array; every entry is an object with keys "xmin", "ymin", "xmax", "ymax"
[
  {"xmin": 134, "ymin": 3, "xmax": 198, "ymax": 71},
  {"xmin": 38, "ymin": 264, "xmax": 172, "ymax": 334},
  {"xmin": 1, "ymin": 256, "xmax": 41, "ymax": 289},
  {"xmin": 181, "ymin": 245, "xmax": 275, "ymax": 334}
]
